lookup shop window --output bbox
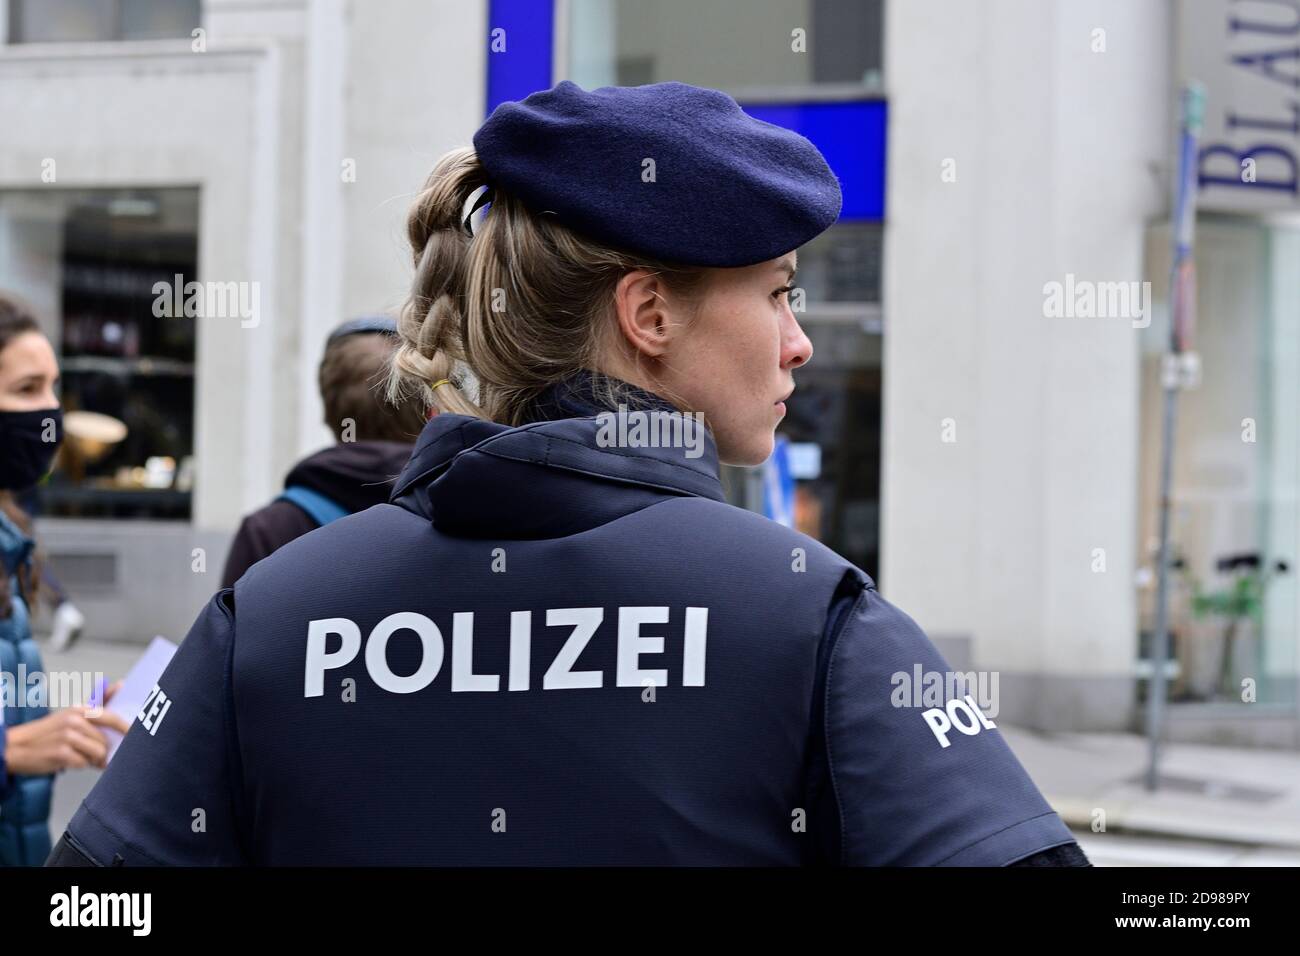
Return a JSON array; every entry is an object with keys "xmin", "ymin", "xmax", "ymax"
[
  {"xmin": 1137, "ymin": 216, "xmax": 1300, "ymax": 709},
  {"xmin": 7, "ymin": 0, "xmax": 200, "ymax": 43},
  {"xmin": 567, "ymin": 0, "xmax": 883, "ymax": 96},
  {"xmin": 0, "ymin": 188, "xmax": 198, "ymax": 520}
]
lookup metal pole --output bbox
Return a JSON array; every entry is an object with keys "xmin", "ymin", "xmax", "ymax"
[
  {"xmin": 1145, "ymin": 83, "xmax": 1205, "ymax": 792},
  {"xmin": 1146, "ymin": 365, "xmax": 1178, "ymax": 791}
]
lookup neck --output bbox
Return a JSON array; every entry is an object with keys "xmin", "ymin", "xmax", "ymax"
[{"xmin": 522, "ymin": 369, "xmax": 679, "ymax": 424}]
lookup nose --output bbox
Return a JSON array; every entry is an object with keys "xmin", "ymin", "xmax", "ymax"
[{"xmin": 780, "ymin": 305, "xmax": 813, "ymax": 370}]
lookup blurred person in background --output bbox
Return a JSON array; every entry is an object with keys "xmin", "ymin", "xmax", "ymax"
[
  {"xmin": 0, "ymin": 292, "xmax": 129, "ymax": 866},
  {"xmin": 220, "ymin": 316, "xmax": 426, "ymax": 588}
]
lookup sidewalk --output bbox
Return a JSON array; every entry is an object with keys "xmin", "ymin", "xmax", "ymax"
[{"xmin": 1003, "ymin": 725, "xmax": 1300, "ymax": 851}]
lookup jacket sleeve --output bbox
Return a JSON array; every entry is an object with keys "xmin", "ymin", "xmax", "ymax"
[
  {"xmin": 48, "ymin": 589, "xmax": 248, "ymax": 866},
  {"xmin": 1009, "ymin": 841, "xmax": 1092, "ymax": 866},
  {"xmin": 0, "ymin": 717, "xmax": 9, "ymax": 801},
  {"xmin": 813, "ymin": 584, "xmax": 1078, "ymax": 866}
]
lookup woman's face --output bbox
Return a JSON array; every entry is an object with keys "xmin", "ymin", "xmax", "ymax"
[
  {"xmin": 613, "ymin": 252, "xmax": 812, "ymax": 466},
  {"xmin": 0, "ymin": 331, "xmax": 60, "ymax": 412}
]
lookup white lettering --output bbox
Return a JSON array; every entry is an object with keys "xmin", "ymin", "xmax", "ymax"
[
  {"xmin": 304, "ymin": 607, "xmax": 710, "ymax": 697},
  {"xmin": 544, "ymin": 608, "xmax": 604, "ymax": 690},
  {"xmin": 364, "ymin": 612, "xmax": 444, "ymax": 694},
  {"xmin": 50, "ymin": 886, "xmax": 151, "ymax": 936}
]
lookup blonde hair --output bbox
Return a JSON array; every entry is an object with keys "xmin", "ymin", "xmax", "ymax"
[{"xmin": 387, "ymin": 147, "xmax": 708, "ymax": 426}]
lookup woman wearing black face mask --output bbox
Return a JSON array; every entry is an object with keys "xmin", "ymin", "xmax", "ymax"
[{"xmin": 0, "ymin": 293, "xmax": 129, "ymax": 866}]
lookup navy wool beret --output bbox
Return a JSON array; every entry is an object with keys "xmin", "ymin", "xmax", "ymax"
[{"xmin": 472, "ymin": 80, "xmax": 842, "ymax": 268}]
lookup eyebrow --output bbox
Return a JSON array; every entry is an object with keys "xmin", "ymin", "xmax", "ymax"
[{"xmin": 777, "ymin": 257, "xmax": 797, "ymax": 279}]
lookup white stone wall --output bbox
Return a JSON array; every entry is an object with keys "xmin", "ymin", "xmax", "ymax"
[{"xmin": 881, "ymin": 0, "xmax": 1171, "ymax": 726}]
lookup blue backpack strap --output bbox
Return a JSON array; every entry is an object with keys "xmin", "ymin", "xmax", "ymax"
[{"xmin": 277, "ymin": 486, "xmax": 349, "ymax": 527}]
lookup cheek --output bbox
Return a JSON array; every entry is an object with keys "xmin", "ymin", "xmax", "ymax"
[
  {"xmin": 0, "ymin": 394, "xmax": 44, "ymax": 413},
  {"xmin": 704, "ymin": 342, "xmax": 776, "ymax": 439},
  {"xmin": 0, "ymin": 380, "xmax": 26, "ymax": 411},
  {"xmin": 710, "ymin": 302, "xmax": 778, "ymax": 375},
  {"xmin": 731, "ymin": 319, "xmax": 781, "ymax": 400},
  {"xmin": 673, "ymin": 293, "xmax": 779, "ymax": 422},
  {"xmin": 726, "ymin": 317, "xmax": 776, "ymax": 384}
]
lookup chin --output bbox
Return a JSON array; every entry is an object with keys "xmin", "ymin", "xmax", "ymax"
[{"xmin": 718, "ymin": 430, "xmax": 775, "ymax": 468}]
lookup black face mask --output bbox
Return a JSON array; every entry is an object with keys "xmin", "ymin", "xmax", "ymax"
[{"xmin": 0, "ymin": 407, "xmax": 64, "ymax": 491}]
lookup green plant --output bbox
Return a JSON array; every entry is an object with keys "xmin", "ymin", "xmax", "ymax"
[{"xmin": 1183, "ymin": 555, "xmax": 1288, "ymax": 697}]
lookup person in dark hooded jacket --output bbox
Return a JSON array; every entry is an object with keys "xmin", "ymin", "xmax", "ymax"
[
  {"xmin": 219, "ymin": 317, "xmax": 426, "ymax": 589},
  {"xmin": 49, "ymin": 81, "xmax": 1089, "ymax": 867}
]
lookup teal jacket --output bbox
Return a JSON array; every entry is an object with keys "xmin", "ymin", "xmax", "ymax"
[{"xmin": 0, "ymin": 508, "xmax": 53, "ymax": 866}]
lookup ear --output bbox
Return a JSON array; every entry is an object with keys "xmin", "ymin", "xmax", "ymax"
[{"xmin": 612, "ymin": 269, "xmax": 672, "ymax": 360}]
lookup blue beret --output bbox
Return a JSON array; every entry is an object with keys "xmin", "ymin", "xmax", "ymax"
[{"xmin": 472, "ymin": 80, "xmax": 842, "ymax": 268}]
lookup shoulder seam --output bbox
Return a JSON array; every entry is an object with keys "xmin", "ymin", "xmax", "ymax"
[
  {"xmin": 218, "ymin": 588, "xmax": 253, "ymax": 863},
  {"xmin": 822, "ymin": 582, "xmax": 874, "ymax": 866}
]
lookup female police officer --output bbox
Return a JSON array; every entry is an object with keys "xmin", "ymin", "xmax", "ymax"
[{"xmin": 49, "ymin": 81, "xmax": 1088, "ymax": 866}]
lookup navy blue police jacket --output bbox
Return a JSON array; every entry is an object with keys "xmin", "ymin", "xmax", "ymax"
[{"xmin": 54, "ymin": 377, "xmax": 1077, "ymax": 866}]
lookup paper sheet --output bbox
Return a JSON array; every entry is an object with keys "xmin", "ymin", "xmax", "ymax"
[{"xmin": 98, "ymin": 635, "xmax": 178, "ymax": 761}]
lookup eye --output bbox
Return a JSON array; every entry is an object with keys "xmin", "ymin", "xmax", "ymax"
[{"xmin": 772, "ymin": 284, "xmax": 795, "ymax": 301}]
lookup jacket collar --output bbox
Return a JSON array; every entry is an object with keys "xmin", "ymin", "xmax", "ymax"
[
  {"xmin": 389, "ymin": 372, "xmax": 725, "ymax": 531},
  {"xmin": 518, "ymin": 369, "xmax": 677, "ymax": 423}
]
